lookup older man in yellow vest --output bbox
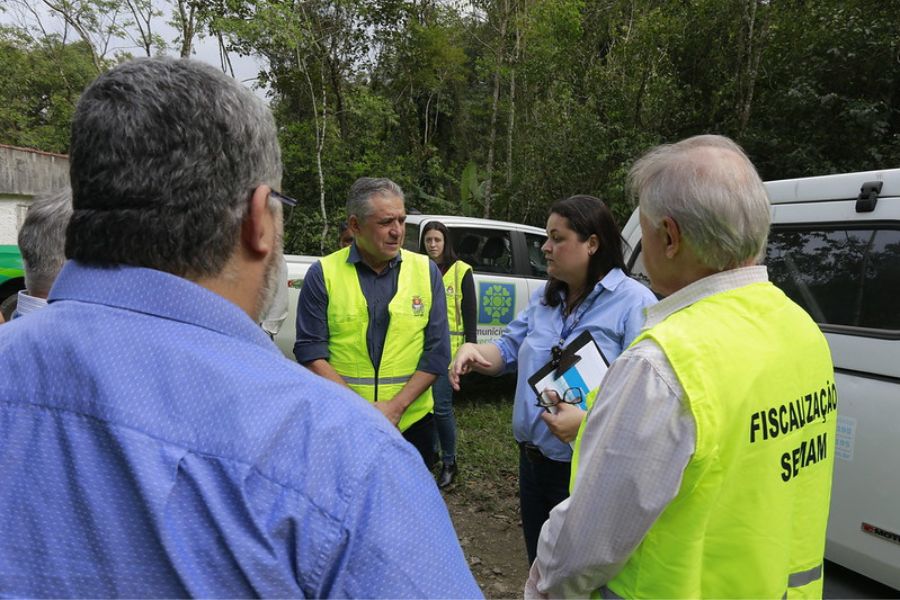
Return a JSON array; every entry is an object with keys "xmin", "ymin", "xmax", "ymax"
[
  {"xmin": 526, "ymin": 135, "xmax": 836, "ymax": 599},
  {"xmin": 294, "ymin": 177, "xmax": 450, "ymax": 468}
]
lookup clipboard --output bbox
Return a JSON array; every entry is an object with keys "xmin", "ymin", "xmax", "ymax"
[{"xmin": 527, "ymin": 330, "xmax": 610, "ymax": 412}]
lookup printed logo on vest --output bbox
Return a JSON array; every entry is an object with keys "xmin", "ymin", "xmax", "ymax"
[
  {"xmin": 446, "ymin": 285, "xmax": 455, "ymax": 297},
  {"xmin": 412, "ymin": 295, "xmax": 425, "ymax": 316}
]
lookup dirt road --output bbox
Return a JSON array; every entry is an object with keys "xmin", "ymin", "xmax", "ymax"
[{"xmin": 442, "ymin": 474, "xmax": 529, "ymax": 598}]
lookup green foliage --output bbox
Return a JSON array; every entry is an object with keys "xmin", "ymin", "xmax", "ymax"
[
  {"xmin": 455, "ymin": 377, "xmax": 518, "ymax": 507},
  {"xmin": 459, "ymin": 161, "xmax": 486, "ymax": 217},
  {"xmin": 0, "ymin": 28, "xmax": 97, "ymax": 153},
  {"xmin": 745, "ymin": 0, "xmax": 900, "ymax": 179},
  {"xmin": 4, "ymin": 0, "xmax": 899, "ymax": 252}
]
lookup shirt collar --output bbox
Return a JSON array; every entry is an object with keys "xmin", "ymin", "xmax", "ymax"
[
  {"xmin": 643, "ymin": 265, "xmax": 769, "ymax": 329},
  {"xmin": 48, "ymin": 261, "xmax": 277, "ymax": 352},
  {"xmin": 560, "ymin": 267, "xmax": 627, "ymax": 306},
  {"xmin": 347, "ymin": 241, "xmax": 403, "ymax": 269},
  {"xmin": 13, "ymin": 290, "xmax": 48, "ymax": 318},
  {"xmin": 597, "ymin": 267, "xmax": 627, "ymax": 292}
]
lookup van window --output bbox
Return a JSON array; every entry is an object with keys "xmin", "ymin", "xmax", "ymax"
[
  {"xmin": 525, "ymin": 233, "xmax": 549, "ymax": 278},
  {"xmin": 452, "ymin": 228, "xmax": 513, "ymax": 274},
  {"xmin": 403, "ymin": 223, "xmax": 419, "ymax": 251},
  {"xmin": 766, "ymin": 227, "xmax": 900, "ymax": 331}
]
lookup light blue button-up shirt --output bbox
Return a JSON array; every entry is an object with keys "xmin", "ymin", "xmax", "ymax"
[
  {"xmin": 495, "ymin": 268, "xmax": 658, "ymax": 461},
  {"xmin": 0, "ymin": 261, "xmax": 481, "ymax": 598}
]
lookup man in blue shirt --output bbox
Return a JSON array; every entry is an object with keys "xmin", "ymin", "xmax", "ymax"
[
  {"xmin": 294, "ymin": 178, "xmax": 450, "ymax": 469},
  {"xmin": 0, "ymin": 57, "xmax": 479, "ymax": 598}
]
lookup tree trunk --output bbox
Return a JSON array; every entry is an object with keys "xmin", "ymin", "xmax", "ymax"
[
  {"xmin": 298, "ymin": 47, "xmax": 329, "ymax": 255},
  {"xmin": 327, "ymin": 51, "xmax": 349, "ymax": 140},
  {"xmin": 317, "ymin": 66, "xmax": 329, "ymax": 255},
  {"xmin": 39, "ymin": 0, "xmax": 107, "ymax": 73},
  {"xmin": 505, "ymin": 0, "xmax": 524, "ymax": 220},
  {"xmin": 737, "ymin": 0, "xmax": 769, "ymax": 136},
  {"xmin": 125, "ymin": 0, "xmax": 154, "ymax": 57},
  {"xmin": 176, "ymin": 0, "xmax": 197, "ymax": 58},
  {"xmin": 506, "ymin": 1, "xmax": 520, "ymax": 189},
  {"xmin": 483, "ymin": 0, "xmax": 509, "ymax": 219}
]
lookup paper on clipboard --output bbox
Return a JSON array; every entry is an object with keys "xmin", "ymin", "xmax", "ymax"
[{"xmin": 527, "ymin": 330, "xmax": 610, "ymax": 414}]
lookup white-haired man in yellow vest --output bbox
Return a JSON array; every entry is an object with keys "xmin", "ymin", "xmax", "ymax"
[
  {"xmin": 526, "ymin": 134, "xmax": 836, "ymax": 599},
  {"xmin": 294, "ymin": 177, "xmax": 450, "ymax": 468}
]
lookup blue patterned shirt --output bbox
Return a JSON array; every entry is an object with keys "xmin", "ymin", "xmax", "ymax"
[
  {"xmin": 495, "ymin": 268, "xmax": 658, "ymax": 461},
  {"xmin": 0, "ymin": 261, "xmax": 481, "ymax": 598}
]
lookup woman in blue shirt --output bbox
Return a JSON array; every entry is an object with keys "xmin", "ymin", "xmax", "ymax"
[{"xmin": 449, "ymin": 194, "xmax": 657, "ymax": 565}]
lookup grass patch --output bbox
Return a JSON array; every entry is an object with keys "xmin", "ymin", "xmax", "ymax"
[{"xmin": 454, "ymin": 375, "xmax": 519, "ymax": 512}]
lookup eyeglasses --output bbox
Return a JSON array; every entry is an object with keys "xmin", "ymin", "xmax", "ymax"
[
  {"xmin": 535, "ymin": 386, "xmax": 584, "ymax": 408},
  {"xmin": 269, "ymin": 189, "xmax": 298, "ymax": 207},
  {"xmin": 263, "ymin": 188, "xmax": 298, "ymax": 225}
]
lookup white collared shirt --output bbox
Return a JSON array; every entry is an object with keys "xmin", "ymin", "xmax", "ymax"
[
  {"xmin": 12, "ymin": 290, "xmax": 48, "ymax": 319},
  {"xmin": 529, "ymin": 266, "xmax": 770, "ymax": 598}
]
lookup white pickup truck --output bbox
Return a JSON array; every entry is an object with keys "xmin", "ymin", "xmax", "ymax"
[
  {"xmin": 272, "ymin": 214, "xmax": 549, "ymax": 358},
  {"xmin": 622, "ymin": 168, "xmax": 900, "ymax": 590}
]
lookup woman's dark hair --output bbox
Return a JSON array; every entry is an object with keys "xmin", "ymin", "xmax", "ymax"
[
  {"xmin": 543, "ymin": 194, "xmax": 628, "ymax": 308},
  {"xmin": 421, "ymin": 221, "xmax": 458, "ymax": 265}
]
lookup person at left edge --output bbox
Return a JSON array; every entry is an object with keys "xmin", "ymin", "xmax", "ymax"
[{"xmin": 294, "ymin": 177, "xmax": 450, "ymax": 469}]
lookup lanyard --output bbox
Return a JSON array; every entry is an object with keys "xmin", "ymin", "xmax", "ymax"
[{"xmin": 557, "ymin": 285, "xmax": 602, "ymax": 346}]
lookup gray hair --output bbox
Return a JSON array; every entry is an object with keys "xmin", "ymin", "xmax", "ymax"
[
  {"xmin": 347, "ymin": 177, "xmax": 404, "ymax": 222},
  {"xmin": 627, "ymin": 134, "xmax": 770, "ymax": 271},
  {"xmin": 19, "ymin": 188, "xmax": 73, "ymax": 296},
  {"xmin": 66, "ymin": 57, "xmax": 282, "ymax": 278}
]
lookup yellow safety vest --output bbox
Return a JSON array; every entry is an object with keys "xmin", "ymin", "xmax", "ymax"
[
  {"xmin": 443, "ymin": 260, "xmax": 473, "ymax": 359},
  {"xmin": 321, "ymin": 247, "xmax": 434, "ymax": 432},
  {"xmin": 572, "ymin": 282, "xmax": 836, "ymax": 599}
]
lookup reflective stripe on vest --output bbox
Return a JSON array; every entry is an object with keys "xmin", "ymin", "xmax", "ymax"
[
  {"xmin": 342, "ymin": 375, "xmax": 414, "ymax": 386},
  {"xmin": 595, "ymin": 557, "xmax": 825, "ymax": 599},
  {"xmin": 322, "ymin": 247, "xmax": 434, "ymax": 432},
  {"xmin": 788, "ymin": 563, "xmax": 823, "ymax": 588},
  {"xmin": 443, "ymin": 260, "xmax": 472, "ymax": 359},
  {"xmin": 595, "ymin": 282, "xmax": 836, "ymax": 599}
]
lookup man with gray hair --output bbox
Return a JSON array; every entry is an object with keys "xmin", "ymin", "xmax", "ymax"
[
  {"xmin": 294, "ymin": 177, "xmax": 450, "ymax": 469},
  {"xmin": 526, "ymin": 135, "xmax": 836, "ymax": 598},
  {"xmin": 11, "ymin": 188, "xmax": 72, "ymax": 319},
  {"xmin": 0, "ymin": 58, "xmax": 478, "ymax": 598}
]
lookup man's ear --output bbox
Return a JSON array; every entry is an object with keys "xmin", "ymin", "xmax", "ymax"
[
  {"xmin": 661, "ymin": 216, "xmax": 681, "ymax": 259},
  {"xmin": 348, "ymin": 214, "xmax": 362, "ymax": 235},
  {"xmin": 242, "ymin": 186, "xmax": 274, "ymax": 257}
]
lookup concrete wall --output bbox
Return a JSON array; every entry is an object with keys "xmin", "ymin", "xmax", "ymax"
[{"xmin": 0, "ymin": 145, "xmax": 69, "ymax": 245}]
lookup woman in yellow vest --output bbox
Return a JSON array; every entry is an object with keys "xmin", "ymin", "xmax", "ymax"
[
  {"xmin": 422, "ymin": 221, "xmax": 476, "ymax": 488},
  {"xmin": 449, "ymin": 195, "xmax": 657, "ymax": 564}
]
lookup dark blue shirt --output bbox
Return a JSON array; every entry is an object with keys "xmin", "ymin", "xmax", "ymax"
[
  {"xmin": 0, "ymin": 261, "xmax": 479, "ymax": 598},
  {"xmin": 293, "ymin": 243, "xmax": 450, "ymax": 375}
]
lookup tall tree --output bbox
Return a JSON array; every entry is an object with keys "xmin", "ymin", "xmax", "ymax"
[{"xmin": 0, "ymin": 26, "xmax": 97, "ymax": 152}]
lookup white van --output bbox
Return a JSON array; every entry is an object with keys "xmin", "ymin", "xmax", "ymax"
[
  {"xmin": 403, "ymin": 214, "xmax": 550, "ymax": 342},
  {"xmin": 274, "ymin": 214, "xmax": 548, "ymax": 357},
  {"xmin": 621, "ymin": 169, "xmax": 900, "ymax": 590}
]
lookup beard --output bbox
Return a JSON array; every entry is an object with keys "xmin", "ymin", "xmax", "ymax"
[{"xmin": 255, "ymin": 229, "xmax": 284, "ymax": 324}]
